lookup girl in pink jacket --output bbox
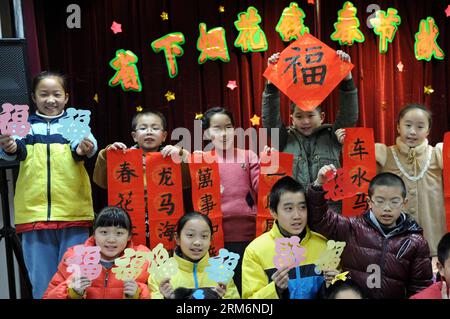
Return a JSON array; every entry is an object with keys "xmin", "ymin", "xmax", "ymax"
[{"xmin": 201, "ymin": 107, "xmax": 260, "ymax": 293}]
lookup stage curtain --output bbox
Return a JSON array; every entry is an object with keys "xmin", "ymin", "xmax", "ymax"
[{"xmin": 28, "ymin": 0, "xmax": 450, "ymax": 209}]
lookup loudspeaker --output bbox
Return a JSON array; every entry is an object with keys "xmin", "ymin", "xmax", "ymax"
[{"xmin": 0, "ymin": 38, "xmax": 31, "ymax": 106}]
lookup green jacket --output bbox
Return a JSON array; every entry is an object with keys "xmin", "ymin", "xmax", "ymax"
[{"xmin": 261, "ymin": 79, "xmax": 358, "ymax": 212}]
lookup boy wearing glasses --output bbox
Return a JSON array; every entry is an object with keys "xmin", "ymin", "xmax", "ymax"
[
  {"xmin": 93, "ymin": 110, "xmax": 189, "ymax": 189},
  {"xmin": 307, "ymin": 165, "xmax": 433, "ymax": 299},
  {"xmin": 93, "ymin": 110, "xmax": 191, "ymax": 246}
]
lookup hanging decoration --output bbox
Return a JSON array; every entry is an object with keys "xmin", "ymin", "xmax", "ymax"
[{"xmin": 330, "ymin": 2, "xmax": 365, "ymax": 46}]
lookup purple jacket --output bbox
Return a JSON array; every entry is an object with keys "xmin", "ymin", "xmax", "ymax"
[{"xmin": 307, "ymin": 186, "xmax": 433, "ymax": 299}]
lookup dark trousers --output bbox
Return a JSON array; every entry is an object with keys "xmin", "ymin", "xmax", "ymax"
[{"xmin": 224, "ymin": 241, "xmax": 250, "ymax": 297}]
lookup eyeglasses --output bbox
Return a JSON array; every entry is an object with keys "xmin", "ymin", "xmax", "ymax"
[
  {"xmin": 369, "ymin": 198, "xmax": 404, "ymax": 209},
  {"xmin": 135, "ymin": 126, "xmax": 163, "ymax": 134}
]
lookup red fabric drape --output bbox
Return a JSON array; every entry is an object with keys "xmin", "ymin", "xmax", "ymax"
[
  {"xmin": 22, "ymin": 0, "xmax": 41, "ymax": 76},
  {"xmin": 28, "ymin": 0, "xmax": 450, "ymax": 210},
  {"xmin": 320, "ymin": 0, "xmax": 450, "ymax": 145}
]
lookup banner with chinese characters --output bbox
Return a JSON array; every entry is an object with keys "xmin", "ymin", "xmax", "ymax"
[
  {"xmin": 342, "ymin": 128, "xmax": 376, "ymax": 217},
  {"xmin": 256, "ymin": 151, "xmax": 294, "ymax": 236},
  {"xmin": 0, "ymin": 103, "xmax": 31, "ymax": 137},
  {"xmin": 107, "ymin": 149, "xmax": 146, "ymax": 246},
  {"xmin": 443, "ymin": 132, "xmax": 450, "ymax": 232},
  {"xmin": 189, "ymin": 152, "xmax": 224, "ymax": 256},
  {"xmin": 66, "ymin": 246, "xmax": 102, "ymax": 281},
  {"xmin": 146, "ymin": 153, "xmax": 185, "ymax": 253},
  {"xmin": 263, "ymin": 32, "xmax": 354, "ymax": 111},
  {"xmin": 273, "ymin": 236, "xmax": 306, "ymax": 269}
]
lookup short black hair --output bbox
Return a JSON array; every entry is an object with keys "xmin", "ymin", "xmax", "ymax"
[
  {"xmin": 201, "ymin": 106, "xmax": 235, "ymax": 129},
  {"xmin": 32, "ymin": 71, "xmax": 68, "ymax": 94},
  {"xmin": 290, "ymin": 102, "xmax": 322, "ymax": 114},
  {"xmin": 322, "ymin": 279, "xmax": 365, "ymax": 299},
  {"xmin": 397, "ymin": 103, "xmax": 432, "ymax": 129},
  {"xmin": 269, "ymin": 176, "xmax": 305, "ymax": 213},
  {"xmin": 131, "ymin": 109, "xmax": 167, "ymax": 131},
  {"xmin": 93, "ymin": 206, "xmax": 132, "ymax": 233},
  {"xmin": 368, "ymin": 173, "xmax": 407, "ymax": 199},
  {"xmin": 438, "ymin": 233, "xmax": 450, "ymax": 265},
  {"xmin": 176, "ymin": 211, "xmax": 213, "ymax": 237}
]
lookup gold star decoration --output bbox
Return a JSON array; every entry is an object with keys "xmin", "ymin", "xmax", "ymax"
[
  {"xmin": 161, "ymin": 12, "xmax": 168, "ymax": 20},
  {"xmin": 331, "ymin": 271, "xmax": 349, "ymax": 285},
  {"xmin": 165, "ymin": 90, "xmax": 176, "ymax": 101},
  {"xmin": 93, "ymin": 93, "xmax": 99, "ymax": 103},
  {"xmin": 136, "ymin": 106, "xmax": 143, "ymax": 112},
  {"xmin": 195, "ymin": 113, "xmax": 204, "ymax": 120},
  {"xmin": 424, "ymin": 85, "xmax": 434, "ymax": 95},
  {"xmin": 219, "ymin": 6, "xmax": 225, "ymax": 13},
  {"xmin": 250, "ymin": 114, "xmax": 260, "ymax": 126}
]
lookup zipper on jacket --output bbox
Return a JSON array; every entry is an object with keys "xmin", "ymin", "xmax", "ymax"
[
  {"xmin": 379, "ymin": 237, "xmax": 388, "ymax": 278},
  {"xmin": 193, "ymin": 263, "xmax": 199, "ymax": 289},
  {"xmin": 294, "ymin": 266, "xmax": 301, "ymax": 298},
  {"xmin": 46, "ymin": 121, "xmax": 51, "ymax": 221},
  {"xmin": 104, "ymin": 270, "xmax": 109, "ymax": 288},
  {"xmin": 396, "ymin": 239, "xmax": 412, "ymax": 259}
]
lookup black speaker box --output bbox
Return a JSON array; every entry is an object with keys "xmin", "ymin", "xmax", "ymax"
[{"xmin": 0, "ymin": 38, "xmax": 31, "ymax": 106}]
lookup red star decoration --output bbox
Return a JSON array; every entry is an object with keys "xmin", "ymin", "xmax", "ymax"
[
  {"xmin": 445, "ymin": 5, "xmax": 450, "ymax": 17},
  {"xmin": 227, "ymin": 80, "xmax": 238, "ymax": 90},
  {"xmin": 111, "ymin": 21, "xmax": 122, "ymax": 34}
]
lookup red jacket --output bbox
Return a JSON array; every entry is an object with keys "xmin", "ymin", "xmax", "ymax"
[
  {"xmin": 410, "ymin": 281, "xmax": 446, "ymax": 299},
  {"xmin": 43, "ymin": 237, "xmax": 151, "ymax": 299},
  {"xmin": 307, "ymin": 186, "xmax": 433, "ymax": 299}
]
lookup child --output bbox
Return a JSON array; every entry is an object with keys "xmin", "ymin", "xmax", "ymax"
[
  {"xmin": 0, "ymin": 71, "xmax": 97, "ymax": 299},
  {"xmin": 308, "ymin": 166, "xmax": 433, "ymax": 298},
  {"xmin": 43, "ymin": 206, "xmax": 151, "ymax": 299},
  {"xmin": 411, "ymin": 232, "xmax": 450, "ymax": 299},
  {"xmin": 200, "ymin": 106, "xmax": 259, "ymax": 293},
  {"xmin": 93, "ymin": 109, "xmax": 189, "ymax": 189},
  {"xmin": 148, "ymin": 212, "xmax": 240, "ymax": 299},
  {"xmin": 93, "ymin": 109, "xmax": 191, "ymax": 246},
  {"xmin": 322, "ymin": 278, "xmax": 365, "ymax": 299},
  {"xmin": 336, "ymin": 104, "xmax": 445, "ymax": 266},
  {"xmin": 241, "ymin": 176, "xmax": 333, "ymax": 299},
  {"xmin": 262, "ymin": 50, "xmax": 358, "ymax": 213}
]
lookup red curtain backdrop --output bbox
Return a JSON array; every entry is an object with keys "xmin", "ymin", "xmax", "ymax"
[{"xmin": 25, "ymin": 0, "xmax": 450, "ymax": 209}]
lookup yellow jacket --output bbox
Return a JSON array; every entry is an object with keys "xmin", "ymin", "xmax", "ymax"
[
  {"xmin": 148, "ymin": 250, "xmax": 240, "ymax": 299},
  {"xmin": 0, "ymin": 113, "xmax": 96, "ymax": 225},
  {"xmin": 242, "ymin": 222, "xmax": 327, "ymax": 299}
]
